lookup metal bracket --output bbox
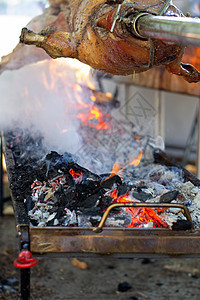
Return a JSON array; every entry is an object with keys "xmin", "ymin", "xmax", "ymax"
[
  {"xmin": 93, "ymin": 202, "xmax": 194, "ymax": 233},
  {"xmin": 110, "ymin": 4, "xmax": 122, "ymax": 33}
]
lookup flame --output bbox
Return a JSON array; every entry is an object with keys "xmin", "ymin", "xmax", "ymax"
[
  {"xmin": 130, "ymin": 150, "xmax": 143, "ymax": 167},
  {"xmin": 90, "ymin": 95, "xmax": 97, "ymax": 102},
  {"xmin": 41, "ymin": 60, "xmax": 66, "ymax": 91},
  {"xmin": 127, "ymin": 207, "xmax": 168, "ymax": 228},
  {"xmin": 77, "ymin": 105, "xmax": 109, "ymax": 130},
  {"xmin": 105, "ymin": 162, "xmax": 121, "ymax": 180},
  {"xmin": 105, "ymin": 92, "xmax": 112, "ymax": 98},
  {"xmin": 109, "ymin": 189, "xmax": 168, "ymax": 228}
]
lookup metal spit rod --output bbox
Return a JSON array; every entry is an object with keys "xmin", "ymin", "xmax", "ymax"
[{"xmin": 126, "ymin": 13, "xmax": 200, "ymax": 47}]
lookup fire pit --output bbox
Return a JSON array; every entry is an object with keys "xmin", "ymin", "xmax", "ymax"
[{"xmin": 3, "ymin": 124, "xmax": 200, "ymax": 258}]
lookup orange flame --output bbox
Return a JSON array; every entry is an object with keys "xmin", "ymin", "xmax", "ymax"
[
  {"xmin": 106, "ymin": 162, "xmax": 121, "ymax": 180},
  {"xmin": 77, "ymin": 105, "xmax": 109, "ymax": 130},
  {"xmin": 109, "ymin": 189, "xmax": 168, "ymax": 228},
  {"xmin": 130, "ymin": 150, "xmax": 143, "ymax": 167}
]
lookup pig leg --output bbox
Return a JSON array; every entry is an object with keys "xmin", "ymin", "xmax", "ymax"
[
  {"xmin": 20, "ymin": 26, "xmax": 77, "ymax": 59},
  {"xmin": 166, "ymin": 54, "xmax": 200, "ymax": 83}
]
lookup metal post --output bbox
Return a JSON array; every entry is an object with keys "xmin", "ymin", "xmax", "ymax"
[
  {"xmin": 20, "ymin": 269, "xmax": 30, "ymax": 300},
  {"xmin": 19, "ymin": 226, "xmax": 31, "ymax": 300}
]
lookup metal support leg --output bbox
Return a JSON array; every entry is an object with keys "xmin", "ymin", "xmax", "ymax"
[
  {"xmin": 19, "ymin": 225, "xmax": 31, "ymax": 300},
  {"xmin": 20, "ymin": 269, "xmax": 30, "ymax": 300}
]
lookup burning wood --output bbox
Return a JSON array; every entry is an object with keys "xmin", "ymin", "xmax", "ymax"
[{"xmin": 17, "ymin": 0, "xmax": 200, "ymax": 82}]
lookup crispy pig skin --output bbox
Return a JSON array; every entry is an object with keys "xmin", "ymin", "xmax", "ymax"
[{"xmin": 2, "ymin": 0, "xmax": 200, "ymax": 82}]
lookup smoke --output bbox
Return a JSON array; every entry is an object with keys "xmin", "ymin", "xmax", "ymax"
[
  {"xmin": 0, "ymin": 58, "xmax": 93, "ymax": 154},
  {"xmin": 0, "ymin": 57, "xmax": 163, "ymax": 173}
]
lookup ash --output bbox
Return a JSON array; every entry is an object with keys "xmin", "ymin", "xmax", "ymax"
[{"xmin": 5, "ymin": 128, "xmax": 200, "ymax": 230}]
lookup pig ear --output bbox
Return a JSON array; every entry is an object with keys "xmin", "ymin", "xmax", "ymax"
[{"xmin": 166, "ymin": 59, "xmax": 200, "ymax": 83}]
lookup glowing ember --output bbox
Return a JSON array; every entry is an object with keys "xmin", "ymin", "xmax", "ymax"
[
  {"xmin": 109, "ymin": 189, "xmax": 168, "ymax": 228},
  {"xmin": 69, "ymin": 168, "xmax": 83, "ymax": 179},
  {"xmin": 127, "ymin": 208, "xmax": 168, "ymax": 228}
]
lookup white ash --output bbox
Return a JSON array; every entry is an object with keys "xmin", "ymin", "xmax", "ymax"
[
  {"xmin": 176, "ymin": 182, "xmax": 200, "ymax": 227},
  {"xmin": 63, "ymin": 209, "xmax": 77, "ymax": 227},
  {"xmin": 159, "ymin": 213, "xmax": 179, "ymax": 228}
]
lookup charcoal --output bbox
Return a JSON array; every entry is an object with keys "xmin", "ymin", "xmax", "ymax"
[
  {"xmin": 75, "ymin": 191, "xmax": 102, "ymax": 210},
  {"xmin": 29, "ymin": 219, "xmax": 39, "ymax": 226},
  {"xmin": 79, "ymin": 207, "xmax": 103, "ymax": 215},
  {"xmin": 100, "ymin": 173, "xmax": 111, "ymax": 180},
  {"xmin": 160, "ymin": 190, "xmax": 179, "ymax": 203},
  {"xmin": 101, "ymin": 175, "xmax": 122, "ymax": 189},
  {"xmin": 47, "ymin": 219, "xmax": 56, "ymax": 226},
  {"xmin": 46, "ymin": 151, "xmax": 63, "ymax": 164},
  {"xmin": 80, "ymin": 176, "xmax": 100, "ymax": 190},
  {"xmin": 136, "ymin": 185, "xmax": 148, "ymax": 192},
  {"xmin": 24, "ymin": 196, "xmax": 35, "ymax": 211},
  {"xmin": 54, "ymin": 186, "xmax": 76, "ymax": 209},
  {"xmin": 69, "ymin": 163, "xmax": 101, "ymax": 181},
  {"xmin": 75, "ymin": 176, "xmax": 101, "ymax": 199},
  {"xmin": 118, "ymin": 281, "xmax": 132, "ymax": 292},
  {"xmin": 172, "ymin": 220, "xmax": 193, "ymax": 231},
  {"xmin": 129, "ymin": 297, "xmax": 138, "ymax": 300},
  {"xmin": 98, "ymin": 195, "xmax": 113, "ymax": 211},
  {"xmin": 89, "ymin": 217, "xmax": 100, "ymax": 227},
  {"xmin": 132, "ymin": 191, "xmax": 152, "ymax": 202},
  {"xmin": 117, "ymin": 183, "xmax": 128, "ymax": 196}
]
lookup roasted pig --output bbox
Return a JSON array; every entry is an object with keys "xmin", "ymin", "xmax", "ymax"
[{"xmin": 3, "ymin": 0, "xmax": 200, "ymax": 82}]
